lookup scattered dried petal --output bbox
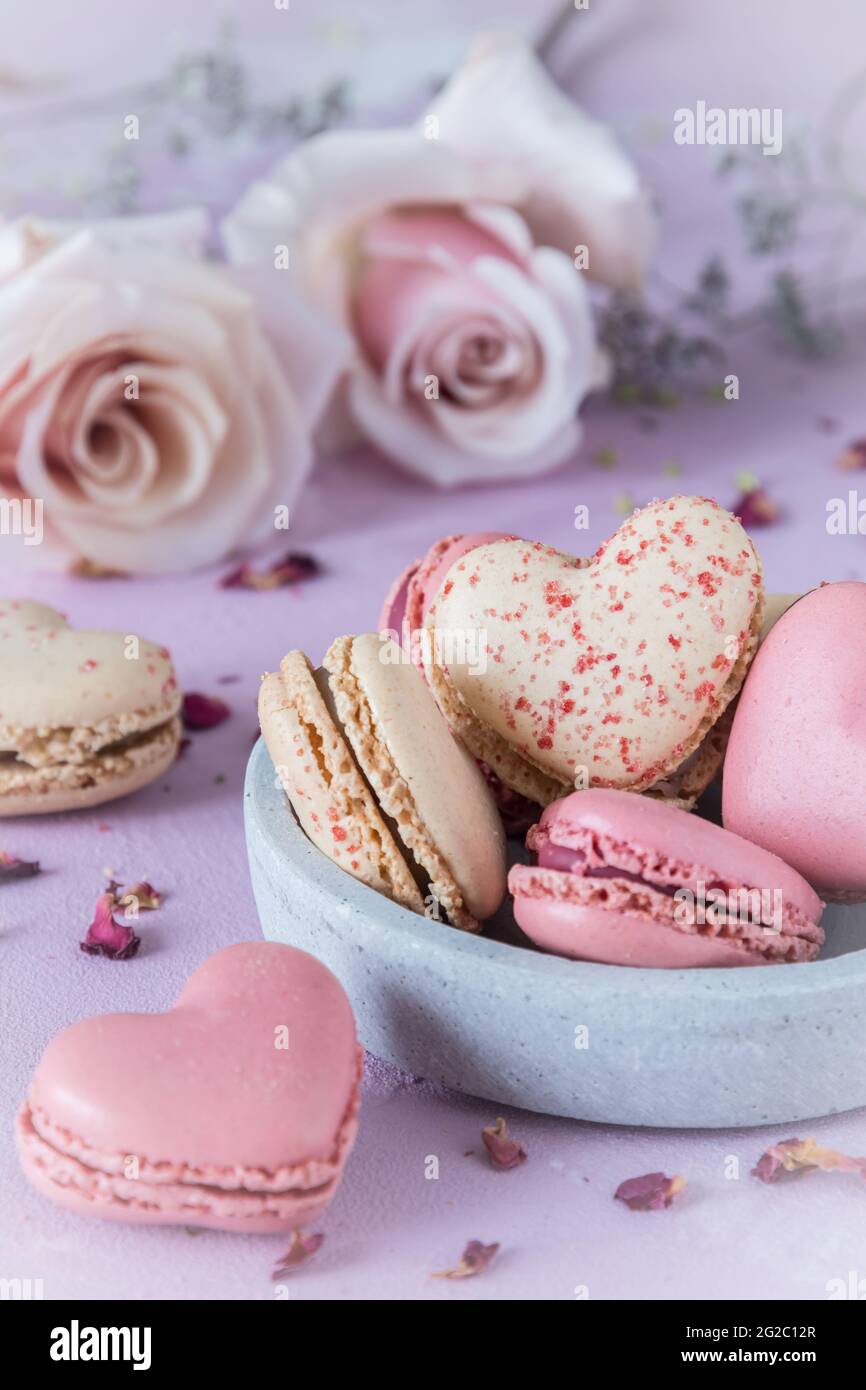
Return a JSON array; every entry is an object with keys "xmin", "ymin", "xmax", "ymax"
[
  {"xmin": 433, "ymin": 1240, "xmax": 500, "ymax": 1280},
  {"xmin": 69, "ymin": 556, "xmax": 127, "ymax": 579},
  {"xmin": 838, "ymin": 439, "xmax": 866, "ymax": 471},
  {"xmin": 752, "ymin": 1136, "xmax": 866, "ymax": 1184},
  {"xmin": 482, "ymin": 1118, "xmax": 527, "ymax": 1171},
  {"xmin": 478, "ymin": 764, "xmax": 538, "ymax": 837},
  {"xmin": 271, "ymin": 1231, "xmax": 325, "ymax": 1278},
  {"xmin": 732, "ymin": 481, "xmax": 780, "ymax": 528},
  {"xmin": 182, "ymin": 692, "xmax": 231, "ymax": 730},
  {"xmin": 0, "ymin": 850, "xmax": 40, "ymax": 881},
  {"xmin": 615, "ymin": 1172, "xmax": 687, "ymax": 1211},
  {"xmin": 220, "ymin": 552, "xmax": 321, "ymax": 591},
  {"xmin": 80, "ymin": 891, "xmax": 140, "ymax": 960},
  {"xmin": 118, "ymin": 881, "xmax": 162, "ymax": 913}
]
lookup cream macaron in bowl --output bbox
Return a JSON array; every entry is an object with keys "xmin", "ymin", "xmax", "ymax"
[
  {"xmin": 423, "ymin": 496, "xmax": 764, "ymax": 808},
  {"xmin": 0, "ymin": 599, "xmax": 182, "ymax": 815},
  {"xmin": 258, "ymin": 632, "xmax": 507, "ymax": 932}
]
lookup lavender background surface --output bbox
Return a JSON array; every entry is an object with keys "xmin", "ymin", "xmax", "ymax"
[{"xmin": 2, "ymin": 0, "xmax": 866, "ymax": 1300}]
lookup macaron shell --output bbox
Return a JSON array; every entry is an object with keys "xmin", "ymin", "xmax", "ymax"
[
  {"xmin": 324, "ymin": 633, "xmax": 506, "ymax": 927},
  {"xmin": 17, "ymin": 942, "xmax": 363, "ymax": 1231},
  {"xmin": 407, "ymin": 531, "xmax": 510, "ymax": 635},
  {"xmin": 513, "ymin": 897, "xmax": 765, "ymax": 967},
  {"xmin": 539, "ymin": 789, "xmax": 823, "ymax": 921},
  {"xmin": 722, "ymin": 581, "xmax": 866, "ymax": 901},
  {"xmin": 16, "ymin": 1137, "xmax": 341, "ymax": 1233},
  {"xmin": 425, "ymin": 498, "xmax": 763, "ymax": 798},
  {"xmin": 258, "ymin": 652, "xmax": 423, "ymax": 913},
  {"xmin": 0, "ymin": 598, "xmax": 180, "ymax": 730},
  {"xmin": 378, "ymin": 555, "xmax": 418, "ymax": 634}
]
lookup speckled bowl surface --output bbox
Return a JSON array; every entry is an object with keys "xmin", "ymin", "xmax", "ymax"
[{"xmin": 245, "ymin": 739, "xmax": 866, "ymax": 1128}]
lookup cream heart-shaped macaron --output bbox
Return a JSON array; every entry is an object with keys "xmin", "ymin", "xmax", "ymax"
[
  {"xmin": 425, "ymin": 496, "xmax": 764, "ymax": 804},
  {"xmin": 17, "ymin": 942, "xmax": 362, "ymax": 1232},
  {"xmin": 723, "ymin": 581, "xmax": 866, "ymax": 902},
  {"xmin": 0, "ymin": 598, "xmax": 181, "ymax": 815}
]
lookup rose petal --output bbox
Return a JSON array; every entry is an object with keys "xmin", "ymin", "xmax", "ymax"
[
  {"xmin": 479, "ymin": 764, "xmax": 539, "ymax": 838},
  {"xmin": 752, "ymin": 1137, "xmax": 866, "ymax": 1184},
  {"xmin": 838, "ymin": 439, "xmax": 866, "ymax": 470},
  {"xmin": 68, "ymin": 556, "xmax": 127, "ymax": 579},
  {"xmin": 0, "ymin": 850, "xmax": 40, "ymax": 881},
  {"xmin": 425, "ymin": 32, "xmax": 655, "ymax": 292},
  {"xmin": 271, "ymin": 1231, "xmax": 325, "ymax": 1278},
  {"xmin": 432, "ymin": 1240, "xmax": 500, "ymax": 1279},
  {"xmin": 732, "ymin": 484, "xmax": 780, "ymax": 528},
  {"xmin": 80, "ymin": 891, "xmax": 140, "ymax": 960},
  {"xmin": 220, "ymin": 551, "xmax": 321, "ymax": 590},
  {"xmin": 181, "ymin": 693, "xmax": 231, "ymax": 730},
  {"xmin": 481, "ymin": 1117, "xmax": 527, "ymax": 1171},
  {"xmin": 0, "ymin": 213, "xmax": 344, "ymax": 575},
  {"xmin": 614, "ymin": 1172, "xmax": 687, "ymax": 1211},
  {"xmin": 118, "ymin": 881, "xmax": 162, "ymax": 913}
]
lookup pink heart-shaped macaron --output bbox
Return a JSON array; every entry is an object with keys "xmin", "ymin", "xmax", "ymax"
[
  {"xmin": 723, "ymin": 581, "xmax": 866, "ymax": 902},
  {"xmin": 425, "ymin": 496, "xmax": 764, "ymax": 804},
  {"xmin": 17, "ymin": 942, "xmax": 362, "ymax": 1233}
]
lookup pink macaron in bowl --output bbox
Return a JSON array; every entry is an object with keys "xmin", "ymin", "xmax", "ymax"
[
  {"xmin": 722, "ymin": 581, "xmax": 866, "ymax": 903},
  {"xmin": 378, "ymin": 532, "xmax": 510, "ymax": 655},
  {"xmin": 508, "ymin": 790, "xmax": 825, "ymax": 968}
]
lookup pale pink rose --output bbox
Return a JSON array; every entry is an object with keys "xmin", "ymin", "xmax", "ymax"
[
  {"xmin": 223, "ymin": 32, "xmax": 654, "ymax": 485},
  {"xmin": 0, "ymin": 211, "xmax": 346, "ymax": 573}
]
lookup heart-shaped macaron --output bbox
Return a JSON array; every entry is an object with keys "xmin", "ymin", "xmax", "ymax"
[
  {"xmin": 425, "ymin": 496, "xmax": 764, "ymax": 805},
  {"xmin": 0, "ymin": 598, "xmax": 181, "ymax": 815},
  {"xmin": 17, "ymin": 942, "xmax": 362, "ymax": 1233},
  {"xmin": 723, "ymin": 581, "xmax": 866, "ymax": 902}
]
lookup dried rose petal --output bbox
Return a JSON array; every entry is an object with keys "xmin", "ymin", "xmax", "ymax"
[
  {"xmin": 733, "ymin": 484, "xmax": 780, "ymax": 528},
  {"xmin": 271, "ymin": 1231, "xmax": 325, "ymax": 1278},
  {"xmin": 433, "ymin": 1240, "xmax": 500, "ymax": 1280},
  {"xmin": 118, "ymin": 881, "xmax": 162, "ymax": 913},
  {"xmin": 69, "ymin": 556, "xmax": 127, "ymax": 579},
  {"xmin": 0, "ymin": 850, "xmax": 40, "ymax": 881},
  {"xmin": 478, "ymin": 763, "xmax": 539, "ymax": 838},
  {"xmin": 80, "ymin": 891, "xmax": 140, "ymax": 960},
  {"xmin": 838, "ymin": 439, "xmax": 866, "ymax": 470},
  {"xmin": 615, "ymin": 1172, "xmax": 687, "ymax": 1211},
  {"xmin": 181, "ymin": 692, "xmax": 231, "ymax": 730},
  {"xmin": 482, "ymin": 1118, "xmax": 527, "ymax": 1171},
  {"xmin": 220, "ymin": 552, "xmax": 321, "ymax": 591},
  {"xmin": 752, "ymin": 1136, "xmax": 866, "ymax": 1184}
]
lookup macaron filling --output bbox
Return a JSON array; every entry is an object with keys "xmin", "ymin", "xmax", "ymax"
[
  {"xmin": 514, "ymin": 821, "xmax": 823, "ymax": 961},
  {"xmin": 0, "ymin": 716, "xmax": 181, "ymax": 795}
]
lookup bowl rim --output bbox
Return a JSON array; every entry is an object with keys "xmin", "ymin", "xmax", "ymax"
[{"xmin": 246, "ymin": 738, "xmax": 866, "ymax": 1003}]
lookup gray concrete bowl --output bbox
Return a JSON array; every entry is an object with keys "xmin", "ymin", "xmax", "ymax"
[{"xmin": 245, "ymin": 738, "xmax": 866, "ymax": 1128}]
